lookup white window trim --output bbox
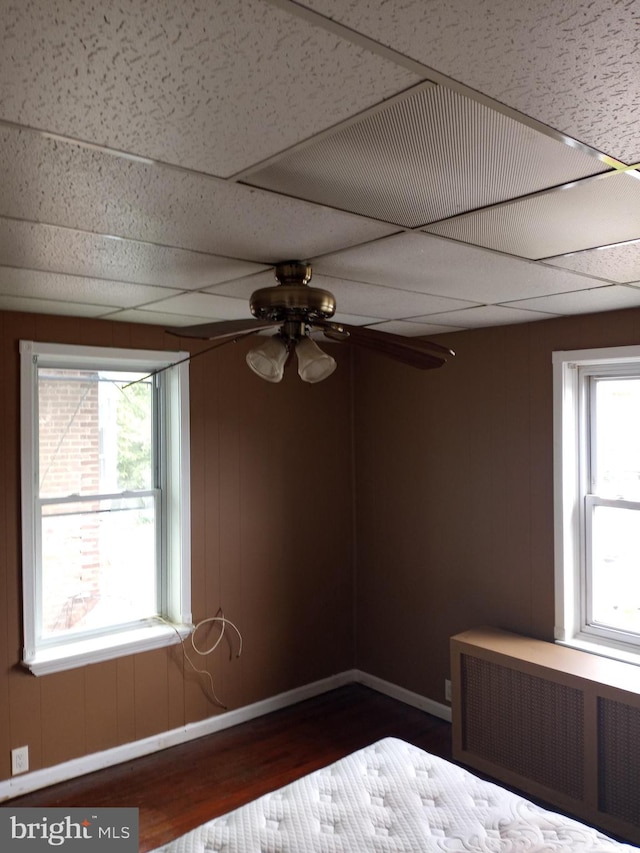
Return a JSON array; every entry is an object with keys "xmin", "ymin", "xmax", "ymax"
[
  {"xmin": 553, "ymin": 343, "xmax": 640, "ymax": 666},
  {"xmin": 20, "ymin": 341, "xmax": 192, "ymax": 676}
]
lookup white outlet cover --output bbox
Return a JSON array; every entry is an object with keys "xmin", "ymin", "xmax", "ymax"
[{"xmin": 11, "ymin": 745, "xmax": 29, "ymax": 775}]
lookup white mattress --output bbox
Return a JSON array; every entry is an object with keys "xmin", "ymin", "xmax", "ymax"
[{"xmin": 152, "ymin": 737, "xmax": 637, "ymax": 852}]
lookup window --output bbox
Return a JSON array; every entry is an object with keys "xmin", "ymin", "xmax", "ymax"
[
  {"xmin": 20, "ymin": 341, "xmax": 192, "ymax": 675},
  {"xmin": 554, "ymin": 345, "xmax": 640, "ymax": 663}
]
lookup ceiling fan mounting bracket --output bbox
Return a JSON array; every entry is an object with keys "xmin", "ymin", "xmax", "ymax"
[{"xmin": 273, "ymin": 261, "xmax": 312, "ymax": 285}]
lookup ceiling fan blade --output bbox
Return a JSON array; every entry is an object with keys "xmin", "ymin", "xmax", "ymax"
[
  {"xmin": 166, "ymin": 318, "xmax": 281, "ymax": 341},
  {"xmin": 316, "ymin": 322, "xmax": 454, "ymax": 370}
]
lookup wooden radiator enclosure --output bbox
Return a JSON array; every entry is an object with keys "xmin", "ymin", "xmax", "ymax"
[{"xmin": 451, "ymin": 627, "xmax": 640, "ymax": 844}]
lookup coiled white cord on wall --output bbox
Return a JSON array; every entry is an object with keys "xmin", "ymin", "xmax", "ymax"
[{"xmin": 158, "ymin": 614, "xmax": 243, "ymax": 709}]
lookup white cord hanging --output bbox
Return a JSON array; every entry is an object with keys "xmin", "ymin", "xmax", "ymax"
[{"xmin": 158, "ymin": 614, "xmax": 243, "ymax": 709}]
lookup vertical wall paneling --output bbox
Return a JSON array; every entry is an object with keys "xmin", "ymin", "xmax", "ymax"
[
  {"xmin": 166, "ymin": 641, "xmax": 187, "ymax": 733},
  {"xmin": 353, "ymin": 306, "xmax": 640, "ymax": 705},
  {"xmin": 213, "ymin": 343, "xmax": 241, "ymax": 712},
  {"xmin": 0, "ymin": 313, "xmax": 11, "ymax": 777},
  {"xmin": 115, "ymin": 656, "xmax": 136, "ymax": 747},
  {"xmin": 85, "ymin": 660, "xmax": 120, "ymax": 755},
  {"xmin": 40, "ymin": 669, "xmax": 87, "ymax": 767},
  {"xmin": 133, "ymin": 649, "xmax": 170, "ymax": 741}
]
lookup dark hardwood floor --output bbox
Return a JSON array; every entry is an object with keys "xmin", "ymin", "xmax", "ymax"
[{"xmin": 4, "ymin": 684, "xmax": 452, "ymax": 851}]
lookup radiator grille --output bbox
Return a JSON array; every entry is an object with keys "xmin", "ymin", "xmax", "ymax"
[
  {"xmin": 461, "ymin": 654, "xmax": 584, "ymax": 799},
  {"xmin": 598, "ymin": 698, "xmax": 640, "ymax": 824}
]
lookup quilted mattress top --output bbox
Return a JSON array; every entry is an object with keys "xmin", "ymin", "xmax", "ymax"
[{"xmin": 152, "ymin": 737, "xmax": 637, "ymax": 852}]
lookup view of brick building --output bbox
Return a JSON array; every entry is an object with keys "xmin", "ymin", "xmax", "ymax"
[
  {"xmin": 37, "ymin": 368, "xmax": 155, "ymax": 638},
  {"xmin": 38, "ymin": 368, "xmax": 102, "ymax": 635}
]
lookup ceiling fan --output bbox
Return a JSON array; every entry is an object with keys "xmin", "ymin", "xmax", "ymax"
[{"xmin": 167, "ymin": 261, "xmax": 455, "ymax": 383}]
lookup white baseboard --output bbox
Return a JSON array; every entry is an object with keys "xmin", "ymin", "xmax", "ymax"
[
  {"xmin": 354, "ymin": 670, "xmax": 452, "ymax": 722},
  {"xmin": 0, "ymin": 669, "xmax": 449, "ymax": 801}
]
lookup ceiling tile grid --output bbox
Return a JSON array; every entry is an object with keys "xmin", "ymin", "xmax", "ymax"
[
  {"xmin": 411, "ymin": 304, "xmax": 561, "ymax": 328},
  {"xmin": 0, "ymin": 127, "xmax": 399, "ymax": 263},
  {"xmin": 313, "ymin": 232, "xmax": 617, "ymax": 304},
  {"xmin": 0, "ymin": 266, "xmax": 182, "ymax": 308},
  {"xmin": 367, "ymin": 319, "xmax": 466, "ymax": 336},
  {"xmin": 423, "ymin": 172, "xmax": 640, "ymax": 261},
  {"xmin": 0, "ymin": 0, "xmax": 639, "ymax": 336},
  {"xmin": 0, "ymin": 293, "xmax": 113, "ymax": 318},
  {"xmin": 543, "ymin": 240, "xmax": 640, "ymax": 284},
  {"xmin": 500, "ymin": 284, "xmax": 640, "ymax": 317},
  {"xmin": 0, "ymin": 217, "xmax": 270, "ymax": 289},
  {"xmin": 98, "ymin": 308, "xmax": 212, "ymax": 326},
  {"xmin": 133, "ymin": 291, "xmax": 258, "ymax": 321}
]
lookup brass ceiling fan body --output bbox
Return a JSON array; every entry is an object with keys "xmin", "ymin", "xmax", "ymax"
[
  {"xmin": 167, "ymin": 261, "xmax": 455, "ymax": 378},
  {"xmin": 248, "ymin": 262, "xmax": 337, "ymax": 345}
]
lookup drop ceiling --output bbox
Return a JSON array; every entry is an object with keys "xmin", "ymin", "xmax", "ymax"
[{"xmin": 1, "ymin": 0, "xmax": 639, "ymax": 335}]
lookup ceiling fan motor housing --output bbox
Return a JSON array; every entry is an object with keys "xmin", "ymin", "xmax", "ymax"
[{"xmin": 249, "ymin": 260, "xmax": 336, "ymax": 324}]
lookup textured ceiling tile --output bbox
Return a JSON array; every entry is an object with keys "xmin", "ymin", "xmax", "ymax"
[
  {"xmin": 0, "ymin": 128, "xmax": 398, "ymax": 260},
  {"xmin": 0, "ymin": 294, "xmax": 110, "ymax": 317},
  {"xmin": 99, "ymin": 308, "xmax": 209, "ymax": 326},
  {"xmin": 314, "ymin": 231, "xmax": 606, "ymax": 304},
  {"xmin": 206, "ymin": 270, "xmax": 277, "ymax": 299},
  {"xmin": 424, "ymin": 173, "xmax": 640, "ymax": 260},
  {"xmin": 0, "ymin": 218, "xmax": 269, "ymax": 288},
  {"xmin": 366, "ymin": 319, "xmax": 464, "ymax": 336},
  {"xmin": 501, "ymin": 284, "xmax": 640, "ymax": 315},
  {"xmin": 0, "ymin": 266, "xmax": 180, "ymax": 307},
  {"xmin": 246, "ymin": 84, "xmax": 608, "ymax": 227},
  {"xmin": 310, "ymin": 272, "xmax": 478, "ymax": 318},
  {"xmin": 544, "ymin": 240, "xmax": 640, "ymax": 284},
  {"xmin": 414, "ymin": 304, "xmax": 559, "ymax": 328},
  {"xmin": 0, "ymin": 0, "xmax": 419, "ymax": 176},
  {"xmin": 331, "ymin": 311, "xmax": 382, "ymax": 326},
  {"xmin": 301, "ymin": 0, "xmax": 640, "ymax": 162},
  {"xmin": 139, "ymin": 291, "xmax": 252, "ymax": 320}
]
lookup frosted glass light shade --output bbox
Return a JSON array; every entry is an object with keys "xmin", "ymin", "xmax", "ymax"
[
  {"xmin": 246, "ymin": 336, "xmax": 288, "ymax": 383},
  {"xmin": 296, "ymin": 336, "xmax": 337, "ymax": 384}
]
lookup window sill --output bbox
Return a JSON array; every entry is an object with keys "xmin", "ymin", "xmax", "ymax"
[
  {"xmin": 22, "ymin": 621, "xmax": 193, "ymax": 676},
  {"xmin": 557, "ymin": 635, "xmax": 640, "ymax": 669}
]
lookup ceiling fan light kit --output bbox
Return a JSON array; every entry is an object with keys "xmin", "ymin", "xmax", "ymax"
[{"xmin": 169, "ymin": 261, "xmax": 454, "ymax": 383}]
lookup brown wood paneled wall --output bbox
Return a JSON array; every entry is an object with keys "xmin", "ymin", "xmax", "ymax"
[
  {"xmin": 0, "ymin": 310, "xmax": 354, "ymax": 783},
  {"xmin": 352, "ymin": 306, "xmax": 640, "ymax": 707}
]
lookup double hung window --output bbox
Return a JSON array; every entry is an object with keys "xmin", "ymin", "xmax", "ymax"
[
  {"xmin": 554, "ymin": 345, "xmax": 640, "ymax": 661},
  {"xmin": 20, "ymin": 341, "xmax": 191, "ymax": 675}
]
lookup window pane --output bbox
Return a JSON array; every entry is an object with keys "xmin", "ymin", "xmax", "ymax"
[
  {"xmin": 40, "ymin": 496, "xmax": 157, "ymax": 640},
  {"xmin": 593, "ymin": 377, "xmax": 640, "ymax": 500},
  {"xmin": 38, "ymin": 369, "xmax": 153, "ymax": 498},
  {"xmin": 590, "ymin": 504, "xmax": 640, "ymax": 634}
]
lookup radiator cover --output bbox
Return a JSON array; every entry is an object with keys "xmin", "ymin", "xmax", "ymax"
[{"xmin": 451, "ymin": 628, "xmax": 640, "ymax": 844}]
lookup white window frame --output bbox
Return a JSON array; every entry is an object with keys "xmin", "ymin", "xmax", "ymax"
[
  {"xmin": 20, "ymin": 341, "xmax": 192, "ymax": 675},
  {"xmin": 553, "ymin": 343, "xmax": 640, "ymax": 665}
]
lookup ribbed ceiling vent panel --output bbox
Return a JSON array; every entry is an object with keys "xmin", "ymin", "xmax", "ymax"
[{"xmin": 244, "ymin": 84, "xmax": 608, "ymax": 228}]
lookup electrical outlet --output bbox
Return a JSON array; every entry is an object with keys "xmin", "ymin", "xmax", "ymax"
[
  {"xmin": 444, "ymin": 679, "xmax": 452, "ymax": 703},
  {"xmin": 11, "ymin": 745, "xmax": 29, "ymax": 776}
]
